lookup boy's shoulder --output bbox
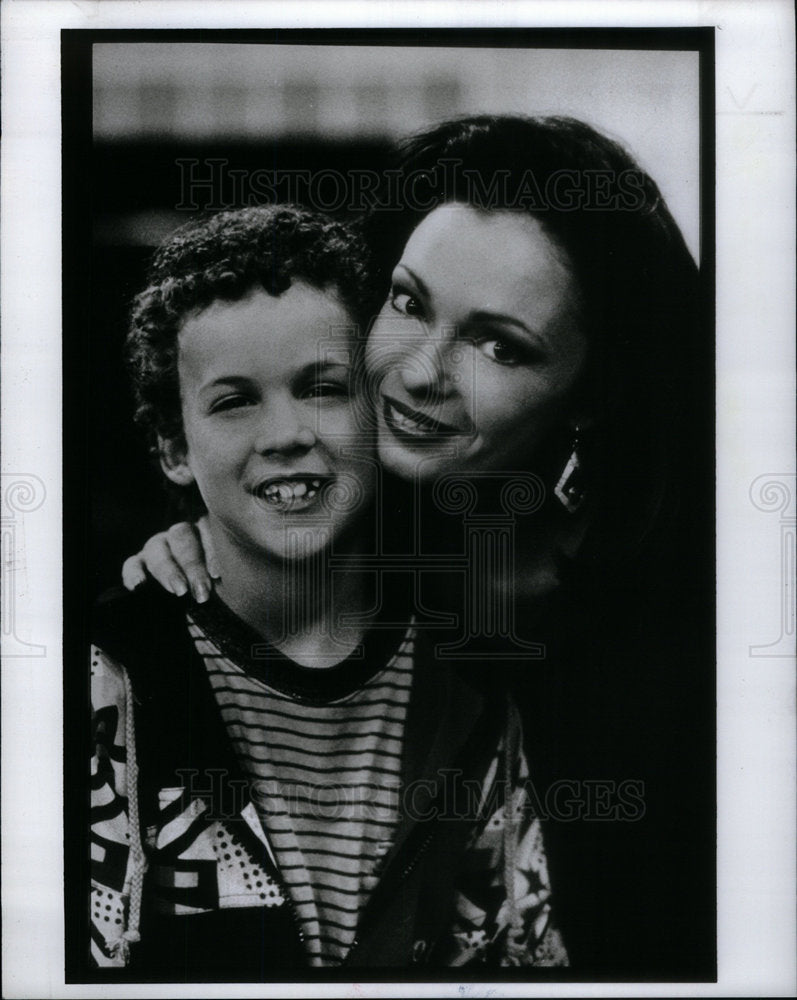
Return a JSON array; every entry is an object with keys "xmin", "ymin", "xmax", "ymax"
[
  {"xmin": 92, "ymin": 582, "xmax": 195, "ymax": 686},
  {"xmin": 93, "ymin": 579, "xmax": 186, "ymax": 632}
]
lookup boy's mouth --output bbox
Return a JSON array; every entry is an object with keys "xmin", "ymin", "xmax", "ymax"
[{"xmin": 254, "ymin": 476, "xmax": 331, "ymax": 513}]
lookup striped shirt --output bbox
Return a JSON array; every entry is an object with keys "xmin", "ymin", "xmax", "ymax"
[{"xmin": 186, "ymin": 596, "xmax": 415, "ymax": 967}]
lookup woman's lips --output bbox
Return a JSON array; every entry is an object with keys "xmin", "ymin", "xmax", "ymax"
[
  {"xmin": 253, "ymin": 475, "xmax": 331, "ymax": 513},
  {"xmin": 382, "ymin": 395, "xmax": 470, "ymax": 445}
]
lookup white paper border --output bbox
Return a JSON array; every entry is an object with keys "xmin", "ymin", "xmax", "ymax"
[{"xmin": 2, "ymin": 1, "xmax": 795, "ymax": 997}]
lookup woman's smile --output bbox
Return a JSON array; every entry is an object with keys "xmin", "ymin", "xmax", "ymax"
[{"xmin": 382, "ymin": 394, "xmax": 472, "ymax": 444}]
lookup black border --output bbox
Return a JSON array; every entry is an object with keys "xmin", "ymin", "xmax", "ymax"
[{"xmin": 63, "ymin": 25, "xmax": 717, "ymax": 986}]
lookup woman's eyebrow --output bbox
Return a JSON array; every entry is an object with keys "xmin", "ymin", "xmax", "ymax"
[
  {"xmin": 467, "ymin": 309, "xmax": 545, "ymax": 343},
  {"xmin": 393, "ymin": 264, "xmax": 429, "ymax": 299}
]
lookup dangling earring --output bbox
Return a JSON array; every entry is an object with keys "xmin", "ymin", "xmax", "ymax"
[{"xmin": 554, "ymin": 426, "xmax": 586, "ymax": 514}]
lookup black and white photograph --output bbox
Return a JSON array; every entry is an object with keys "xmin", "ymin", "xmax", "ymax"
[
  {"xmin": 1, "ymin": 2, "xmax": 795, "ymax": 998},
  {"xmin": 65, "ymin": 26, "xmax": 717, "ymax": 983}
]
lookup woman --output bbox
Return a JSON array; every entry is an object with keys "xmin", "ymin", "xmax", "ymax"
[{"xmin": 121, "ymin": 115, "xmax": 714, "ymax": 977}]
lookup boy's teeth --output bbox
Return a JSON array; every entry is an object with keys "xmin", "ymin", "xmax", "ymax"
[
  {"xmin": 261, "ymin": 479, "xmax": 323, "ymax": 508},
  {"xmin": 264, "ymin": 482, "xmax": 293, "ymax": 505}
]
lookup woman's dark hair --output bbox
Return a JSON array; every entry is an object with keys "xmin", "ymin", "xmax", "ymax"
[
  {"xmin": 365, "ymin": 115, "xmax": 709, "ymax": 569},
  {"xmin": 127, "ymin": 204, "xmax": 379, "ymax": 456}
]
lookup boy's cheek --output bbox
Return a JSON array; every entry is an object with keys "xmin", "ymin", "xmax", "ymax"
[
  {"xmin": 185, "ymin": 422, "xmax": 241, "ymax": 455},
  {"xmin": 317, "ymin": 408, "xmax": 372, "ymax": 443},
  {"xmin": 348, "ymin": 457, "xmax": 378, "ymax": 503},
  {"xmin": 352, "ymin": 395, "xmax": 376, "ymax": 431}
]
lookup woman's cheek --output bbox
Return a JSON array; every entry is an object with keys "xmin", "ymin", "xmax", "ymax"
[
  {"xmin": 469, "ymin": 357, "xmax": 521, "ymax": 428},
  {"xmin": 475, "ymin": 367, "xmax": 553, "ymax": 449},
  {"xmin": 366, "ymin": 314, "xmax": 418, "ymax": 373}
]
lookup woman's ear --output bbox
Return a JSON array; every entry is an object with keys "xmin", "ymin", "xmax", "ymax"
[
  {"xmin": 564, "ymin": 414, "xmax": 596, "ymax": 464},
  {"xmin": 567, "ymin": 412, "xmax": 595, "ymax": 436},
  {"xmin": 158, "ymin": 435, "xmax": 195, "ymax": 487}
]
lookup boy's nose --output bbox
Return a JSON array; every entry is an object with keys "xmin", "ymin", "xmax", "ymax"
[{"xmin": 254, "ymin": 399, "xmax": 316, "ymax": 455}]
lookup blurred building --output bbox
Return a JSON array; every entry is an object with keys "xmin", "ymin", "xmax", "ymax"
[{"xmin": 93, "ymin": 42, "xmax": 700, "ymax": 256}]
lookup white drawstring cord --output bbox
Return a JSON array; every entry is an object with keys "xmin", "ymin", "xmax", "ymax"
[{"xmin": 108, "ymin": 666, "xmax": 148, "ymax": 963}]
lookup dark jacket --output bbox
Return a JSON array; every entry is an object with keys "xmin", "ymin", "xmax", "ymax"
[{"xmin": 89, "ymin": 584, "xmax": 567, "ymax": 978}]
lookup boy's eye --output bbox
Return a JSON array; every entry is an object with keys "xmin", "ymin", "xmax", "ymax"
[
  {"xmin": 301, "ymin": 381, "xmax": 350, "ymax": 401},
  {"xmin": 209, "ymin": 394, "xmax": 252, "ymax": 413},
  {"xmin": 390, "ymin": 290, "xmax": 423, "ymax": 318}
]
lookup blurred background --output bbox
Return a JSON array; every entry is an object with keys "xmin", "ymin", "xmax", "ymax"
[{"xmin": 89, "ymin": 39, "xmax": 701, "ymax": 592}]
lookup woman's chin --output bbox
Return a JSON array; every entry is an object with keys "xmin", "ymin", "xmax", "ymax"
[{"xmin": 377, "ymin": 441, "xmax": 464, "ymax": 485}]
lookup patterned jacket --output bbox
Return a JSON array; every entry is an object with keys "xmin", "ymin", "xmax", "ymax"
[{"xmin": 89, "ymin": 585, "xmax": 567, "ymax": 976}]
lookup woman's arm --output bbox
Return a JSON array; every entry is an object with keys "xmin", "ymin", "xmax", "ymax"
[{"xmin": 121, "ymin": 518, "xmax": 219, "ymax": 603}]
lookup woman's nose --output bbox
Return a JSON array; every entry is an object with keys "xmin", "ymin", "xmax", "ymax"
[
  {"xmin": 398, "ymin": 333, "xmax": 458, "ymax": 403},
  {"xmin": 254, "ymin": 398, "xmax": 316, "ymax": 455}
]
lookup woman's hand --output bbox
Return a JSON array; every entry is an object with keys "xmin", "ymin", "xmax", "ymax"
[{"xmin": 121, "ymin": 517, "xmax": 220, "ymax": 603}]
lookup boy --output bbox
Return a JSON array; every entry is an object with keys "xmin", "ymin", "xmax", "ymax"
[{"xmin": 90, "ymin": 205, "xmax": 566, "ymax": 974}]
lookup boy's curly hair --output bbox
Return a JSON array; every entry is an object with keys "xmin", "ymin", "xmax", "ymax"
[{"xmin": 126, "ymin": 204, "xmax": 379, "ymax": 456}]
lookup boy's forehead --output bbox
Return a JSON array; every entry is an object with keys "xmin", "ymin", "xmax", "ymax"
[{"xmin": 178, "ymin": 282, "xmax": 357, "ymax": 370}]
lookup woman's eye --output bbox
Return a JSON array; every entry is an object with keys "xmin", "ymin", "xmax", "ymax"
[
  {"xmin": 477, "ymin": 338, "xmax": 525, "ymax": 366},
  {"xmin": 390, "ymin": 290, "xmax": 423, "ymax": 318}
]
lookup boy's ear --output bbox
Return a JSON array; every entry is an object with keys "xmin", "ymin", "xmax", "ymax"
[{"xmin": 158, "ymin": 435, "xmax": 195, "ymax": 487}]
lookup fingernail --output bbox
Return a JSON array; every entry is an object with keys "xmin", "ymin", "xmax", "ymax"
[
  {"xmin": 171, "ymin": 577, "xmax": 188, "ymax": 597},
  {"xmin": 128, "ymin": 571, "xmax": 146, "ymax": 590},
  {"xmin": 194, "ymin": 582, "xmax": 210, "ymax": 604}
]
